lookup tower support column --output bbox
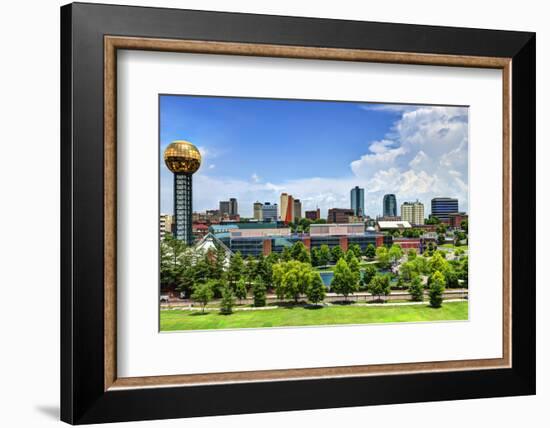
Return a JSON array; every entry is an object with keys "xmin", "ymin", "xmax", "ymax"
[{"xmin": 174, "ymin": 173, "xmax": 193, "ymax": 244}]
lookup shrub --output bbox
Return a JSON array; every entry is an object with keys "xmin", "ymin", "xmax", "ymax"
[
  {"xmin": 429, "ymin": 271, "xmax": 446, "ymax": 308},
  {"xmin": 408, "ymin": 276, "xmax": 424, "ymax": 302}
]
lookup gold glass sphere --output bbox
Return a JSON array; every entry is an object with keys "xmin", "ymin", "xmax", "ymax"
[{"xmin": 163, "ymin": 140, "xmax": 202, "ymax": 174}]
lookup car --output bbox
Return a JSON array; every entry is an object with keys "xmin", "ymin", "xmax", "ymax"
[{"xmin": 160, "ymin": 294, "xmax": 170, "ymax": 303}]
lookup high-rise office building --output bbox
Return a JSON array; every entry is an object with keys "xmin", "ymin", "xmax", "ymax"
[
  {"xmin": 280, "ymin": 193, "xmax": 294, "ymax": 223},
  {"xmin": 164, "ymin": 140, "xmax": 202, "ymax": 244},
  {"xmin": 219, "ymin": 198, "xmax": 238, "ymax": 216},
  {"xmin": 383, "ymin": 194, "xmax": 397, "ymax": 217},
  {"xmin": 305, "ymin": 208, "xmax": 321, "ymax": 220},
  {"xmin": 229, "ymin": 198, "xmax": 238, "ymax": 216},
  {"xmin": 431, "ymin": 197, "xmax": 459, "ymax": 222},
  {"xmin": 219, "ymin": 200, "xmax": 230, "ymax": 215},
  {"xmin": 293, "ymin": 199, "xmax": 302, "ymax": 221},
  {"xmin": 350, "ymin": 186, "xmax": 365, "ymax": 217},
  {"xmin": 262, "ymin": 202, "xmax": 278, "ymax": 222},
  {"xmin": 253, "ymin": 201, "xmax": 263, "ymax": 220},
  {"xmin": 400, "ymin": 201, "xmax": 425, "ymax": 225},
  {"xmin": 327, "ymin": 208, "xmax": 355, "ymax": 223}
]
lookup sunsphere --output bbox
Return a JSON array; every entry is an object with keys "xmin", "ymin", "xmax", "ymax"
[{"xmin": 163, "ymin": 140, "xmax": 201, "ymax": 174}]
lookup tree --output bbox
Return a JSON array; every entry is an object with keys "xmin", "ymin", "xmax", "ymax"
[
  {"xmin": 429, "ymin": 270, "xmax": 446, "ymax": 308},
  {"xmin": 444, "ymin": 268, "xmax": 459, "ymax": 288},
  {"xmin": 365, "ymin": 243, "xmax": 376, "ymax": 259},
  {"xmin": 347, "ymin": 254, "xmax": 361, "ymax": 285},
  {"xmin": 408, "ymin": 276, "xmax": 424, "ymax": 301},
  {"xmin": 219, "ymin": 285, "xmax": 236, "ymax": 315},
  {"xmin": 306, "ymin": 272, "xmax": 326, "ymax": 305},
  {"xmin": 244, "ymin": 255, "xmax": 257, "ymax": 283},
  {"xmin": 388, "ymin": 244, "xmax": 403, "ymax": 265},
  {"xmin": 318, "ymin": 244, "xmax": 331, "ymax": 266},
  {"xmin": 400, "ymin": 261, "xmax": 415, "ymax": 281},
  {"xmin": 375, "ymin": 246, "xmax": 391, "ymax": 269},
  {"xmin": 234, "ymin": 278, "xmax": 248, "ymax": 303},
  {"xmin": 191, "ymin": 282, "xmax": 214, "ymax": 313},
  {"xmin": 311, "ymin": 247, "xmax": 320, "ymax": 267},
  {"xmin": 407, "ymin": 249, "xmax": 417, "ymax": 261},
  {"xmin": 255, "ymin": 254, "xmax": 271, "ymax": 285},
  {"xmin": 291, "ymin": 241, "xmax": 311, "ymax": 264},
  {"xmin": 331, "ymin": 258, "xmax": 358, "ymax": 301},
  {"xmin": 368, "ymin": 274, "xmax": 391, "ymax": 302},
  {"xmin": 348, "ymin": 244, "xmax": 362, "ymax": 259},
  {"xmin": 331, "ymin": 246, "xmax": 344, "ymax": 263},
  {"xmin": 252, "ymin": 276, "xmax": 267, "ymax": 307},
  {"xmin": 361, "ymin": 264, "xmax": 377, "ymax": 290},
  {"xmin": 437, "ymin": 233, "xmax": 446, "ymax": 245},
  {"xmin": 281, "ymin": 261, "xmax": 312, "ymax": 303},
  {"xmin": 428, "ymin": 251, "xmax": 448, "ymax": 273},
  {"xmin": 460, "ymin": 256, "xmax": 469, "ymax": 287},
  {"xmin": 161, "ymin": 234, "xmax": 195, "ymax": 294},
  {"xmin": 426, "ymin": 216, "xmax": 441, "ymax": 225},
  {"xmin": 395, "ymin": 275, "xmax": 405, "ymax": 289},
  {"xmin": 281, "ymin": 246, "xmax": 292, "ymax": 262},
  {"xmin": 227, "ymin": 252, "xmax": 244, "ymax": 287},
  {"xmin": 460, "ymin": 219, "xmax": 468, "ymax": 233}
]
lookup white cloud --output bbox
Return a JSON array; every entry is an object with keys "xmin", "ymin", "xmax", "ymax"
[{"xmin": 163, "ymin": 105, "xmax": 469, "ymax": 218}]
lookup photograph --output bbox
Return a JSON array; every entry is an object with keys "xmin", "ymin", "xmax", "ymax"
[{"xmin": 159, "ymin": 95, "xmax": 469, "ymax": 331}]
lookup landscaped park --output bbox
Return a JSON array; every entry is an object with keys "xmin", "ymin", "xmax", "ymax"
[{"xmin": 160, "ymin": 227, "xmax": 469, "ymax": 331}]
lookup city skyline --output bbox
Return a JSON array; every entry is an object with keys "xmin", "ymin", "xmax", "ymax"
[{"xmin": 160, "ymin": 95, "xmax": 469, "ymax": 218}]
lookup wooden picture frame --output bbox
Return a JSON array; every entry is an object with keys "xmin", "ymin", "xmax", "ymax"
[{"xmin": 61, "ymin": 2, "xmax": 535, "ymax": 424}]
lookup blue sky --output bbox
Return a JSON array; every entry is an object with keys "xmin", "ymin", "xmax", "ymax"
[{"xmin": 160, "ymin": 95, "xmax": 468, "ymax": 218}]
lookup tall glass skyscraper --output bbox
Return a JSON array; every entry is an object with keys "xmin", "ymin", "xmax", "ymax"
[
  {"xmin": 383, "ymin": 194, "xmax": 397, "ymax": 217},
  {"xmin": 350, "ymin": 186, "xmax": 365, "ymax": 217},
  {"xmin": 431, "ymin": 197, "xmax": 459, "ymax": 221}
]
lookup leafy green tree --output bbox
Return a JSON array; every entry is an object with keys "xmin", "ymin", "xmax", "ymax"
[
  {"xmin": 311, "ymin": 247, "xmax": 320, "ymax": 267},
  {"xmin": 291, "ymin": 241, "xmax": 311, "ymax": 264},
  {"xmin": 428, "ymin": 252, "xmax": 448, "ymax": 274},
  {"xmin": 375, "ymin": 246, "xmax": 391, "ymax": 269},
  {"xmin": 191, "ymin": 282, "xmax": 214, "ymax": 313},
  {"xmin": 281, "ymin": 261, "xmax": 312, "ymax": 303},
  {"xmin": 318, "ymin": 244, "xmax": 331, "ymax": 266},
  {"xmin": 444, "ymin": 268, "xmax": 459, "ymax": 288},
  {"xmin": 281, "ymin": 246, "xmax": 292, "ymax": 262},
  {"xmin": 426, "ymin": 216, "xmax": 441, "ymax": 225},
  {"xmin": 388, "ymin": 244, "xmax": 403, "ymax": 265},
  {"xmin": 348, "ymin": 244, "xmax": 362, "ymax": 259},
  {"xmin": 361, "ymin": 264, "xmax": 377, "ymax": 290},
  {"xmin": 400, "ymin": 261, "xmax": 415, "ymax": 281},
  {"xmin": 395, "ymin": 275, "xmax": 405, "ymax": 289},
  {"xmin": 436, "ymin": 223, "xmax": 448, "ymax": 235},
  {"xmin": 331, "ymin": 246, "xmax": 344, "ymax": 263},
  {"xmin": 437, "ymin": 233, "xmax": 446, "ymax": 245},
  {"xmin": 234, "ymin": 278, "xmax": 247, "ymax": 303},
  {"xmin": 160, "ymin": 234, "xmax": 188, "ymax": 289},
  {"xmin": 306, "ymin": 272, "xmax": 326, "ymax": 305},
  {"xmin": 227, "ymin": 252, "xmax": 244, "ymax": 287},
  {"xmin": 255, "ymin": 253, "xmax": 271, "ymax": 285},
  {"xmin": 429, "ymin": 270, "xmax": 446, "ymax": 308},
  {"xmin": 331, "ymin": 258, "xmax": 358, "ymax": 301},
  {"xmin": 461, "ymin": 219, "xmax": 468, "ymax": 233},
  {"xmin": 364, "ymin": 243, "xmax": 376, "ymax": 259},
  {"xmin": 407, "ymin": 249, "xmax": 417, "ymax": 261},
  {"xmin": 252, "ymin": 276, "xmax": 267, "ymax": 307},
  {"xmin": 244, "ymin": 255, "xmax": 257, "ymax": 283},
  {"xmin": 412, "ymin": 255, "xmax": 429, "ymax": 274},
  {"xmin": 408, "ymin": 276, "xmax": 424, "ymax": 301},
  {"xmin": 347, "ymin": 254, "xmax": 361, "ymax": 285},
  {"xmin": 460, "ymin": 256, "xmax": 469, "ymax": 287},
  {"xmin": 368, "ymin": 274, "xmax": 391, "ymax": 302},
  {"xmin": 219, "ymin": 285, "xmax": 236, "ymax": 314}
]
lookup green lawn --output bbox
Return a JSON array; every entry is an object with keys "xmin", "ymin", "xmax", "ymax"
[{"xmin": 160, "ymin": 301, "xmax": 468, "ymax": 331}]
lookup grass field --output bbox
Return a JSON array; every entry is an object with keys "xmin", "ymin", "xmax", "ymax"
[{"xmin": 160, "ymin": 301, "xmax": 468, "ymax": 331}]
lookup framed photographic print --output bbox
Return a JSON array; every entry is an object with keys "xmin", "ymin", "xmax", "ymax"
[{"xmin": 61, "ymin": 2, "xmax": 536, "ymax": 424}]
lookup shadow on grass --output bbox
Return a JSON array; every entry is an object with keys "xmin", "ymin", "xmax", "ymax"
[
  {"xmin": 303, "ymin": 304, "xmax": 324, "ymax": 310},
  {"xmin": 190, "ymin": 311, "xmax": 210, "ymax": 316}
]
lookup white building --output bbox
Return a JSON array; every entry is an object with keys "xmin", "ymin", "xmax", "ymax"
[{"xmin": 400, "ymin": 201, "xmax": 425, "ymax": 225}]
